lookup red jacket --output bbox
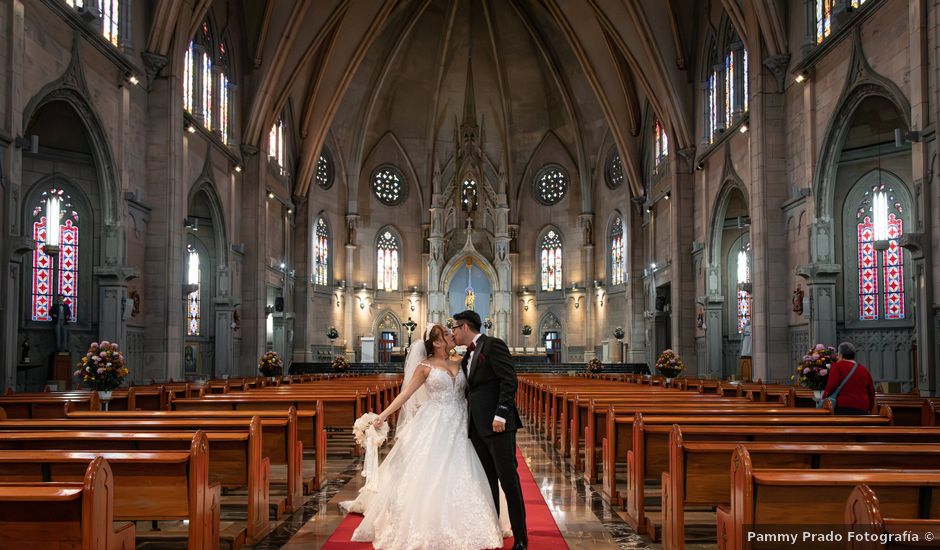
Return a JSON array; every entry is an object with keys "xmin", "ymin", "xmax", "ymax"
[{"xmin": 823, "ymin": 359, "xmax": 876, "ymax": 412}]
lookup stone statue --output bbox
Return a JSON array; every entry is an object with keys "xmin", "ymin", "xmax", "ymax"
[
  {"xmin": 49, "ymin": 295, "xmax": 71, "ymax": 352},
  {"xmin": 465, "ymin": 287, "xmax": 475, "ymax": 311},
  {"xmin": 792, "ymin": 284, "xmax": 804, "ymax": 315},
  {"xmin": 21, "ymin": 334, "xmax": 30, "ymax": 363}
]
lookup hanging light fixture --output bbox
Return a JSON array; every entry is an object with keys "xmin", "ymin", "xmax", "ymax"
[
  {"xmin": 45, "ymin": 195, "xmax": 61, "ymax": 248},
  {"xmin": 872, "ymin": 125, "xmax": 890, "ymax": 251}
]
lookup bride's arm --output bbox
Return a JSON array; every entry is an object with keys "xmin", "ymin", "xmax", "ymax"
[{"xmin": 374, "ymin": 365, "xmax": 431, "ymax": 427}]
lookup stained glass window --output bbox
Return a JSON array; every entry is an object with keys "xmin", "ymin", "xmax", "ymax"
[
  {"xmin": 856, "ymin": 183, "xmax": 905, "ymax": 321},
  {"xmin": 377, "ymin": 231, "xmax": 400, "ymax": 291},
  {"xmin": 605, "ymin": 149, "xmax": 624, "ymax": 189},
  {"xmin": 725, "ymin": 51, "xmax": 734, "ymax": 124},
  {"xmin": 183, "ymin": 44, "xmax": 195, "ymax": 113},
  {"xmin": 31, "ymin": 188, "xmax": 79, "ymax": 322},
  {"xmin": 704, "ymin": 26, "xmax": 748, "ymax": 144},
  {"xmin": 653, "ymin": 120, "xmax": 669, "ymax": 174},
  {"xmin": 313, "ymin": 218, "xmax": 329, "ymax": 286},
  {"xmin": 462, "ymin": 178, "xmax": 478, "ymax": 211},
  {"xmin": 610, "ymin": 217, "xmax": 626, "ymax": 286},
  {"xmin": 371, "ymin": 166, "xmax": 405, "ymax": 206},
  {"xmin": 817, "ymin": 0, "xmax": 834, "ymax": 43},
  {"xmin": 219, "ymin": 72, "xmax": 230, "ymax": 144},
  {"xmin": 708, "ymin": 70, "xmax": 718, "ymax": 142},
  {"xmin": 540, "ymin": 230, "xmax": 563, "ymax": 291},
  {"xmin": 851, "ymin": 0, "xmax": 868, "ymax": 6},
  {"xmin": 65, "ymin": 1, "xmax": 84, "ymax": 7},
  {"xmin": 101, "ymin": 0, "xmax": 119, "ymax": 46},
  {"xmin": 269, "ymin": 119, "xmax": 287, "ymax": 174},
  {"xmin": 535, "ymin": 166, "xmax": 568, "ymax": 205},
  {"xmin": 316, "ymin": 150, "xmax": 333, "ymax": 189},
  {"xmin": 186, "ymin": 244, "xmax": 200, "ymax": 336},
  {"xmin": 736, "ymin": 243, "xmax": 751, "ymax": 334},
  {"xmin": 742, "ymin": 48, "xmax": 749, "ymax": 112},
  {"xmin": 202, "ymin": 51, "xmax": 212, "ymax": 129}
]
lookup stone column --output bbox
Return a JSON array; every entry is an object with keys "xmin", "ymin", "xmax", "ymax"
[
  {"xmin": 796, "ymin": 264, "xmax": 841, "ymax": 348},
  {"xmin": 579, "ymin": 213, "xmax": 595, "ymax": 361},
  {"xmin": 273, "ymin": 311, "xmax": 286, "ymax": 361},
  {"xmin": 344, "ymin": 214, "xmax": 358, "ymax": 358},
  {"xmin": 94, "ymin": 266, "xmax": 137, "ymax": 347},
  {"xmin": 213, "ymin": 300, "xmax": 236, "ymax": 377},
  {"xmin": 428, "ymin": 195, "xmax": 446, "ymax": 326},
  {"xmin": 703, "ymin": 264, "xmax": 724, "ymax": 378},
  {"xmin": 899, "ymin": 233, "xmax": 935, "ymax": 394},
  {"xmin": 492, "ymin": 195, "xmax": 512, "ymax": 340}
]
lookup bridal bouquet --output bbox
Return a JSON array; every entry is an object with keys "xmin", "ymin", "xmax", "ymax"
[{"xmin": 352, "ymin": 412, "xmax": 390, "ymax": 448}]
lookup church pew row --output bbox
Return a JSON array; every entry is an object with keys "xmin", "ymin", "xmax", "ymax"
[
  {"xmin": 0, "ymin": 434, "xmax": 219, "ymax": 549},
  {"xmin": 661, "ymin": 430, "xmax": 940, "ymax": 550},
  {"xmin": 0, "ymin": 457, "xmax": 136, "ymax": 550},
  {"xmin": 597, "ymin": 404, "xmax": 835, "ymax": 502},
  {"xmin": 719, "ymin": 447, "xmax": 940, "ymax": 550},
  {"xmin": 65, "ymin": 405, "xmax": 325, "ymax": 492},
  {"xmin": 845, "ymin": 485, "xmax": 940, "ymax": 550},
  {"xmin": 0, "ymin": 413, "xmax": 302, "ymax": 514},
  {"xmin": 0, "ymin": 428, "xmax": 268, "ymax": 545},
  {"xmin": 622, "ymin": 412, "xmax": 897, "ymax": 536}
]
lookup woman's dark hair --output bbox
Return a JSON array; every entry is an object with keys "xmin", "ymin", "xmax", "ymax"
[
  {"xmin": 453, "ymin": 310, "xmax": 482, "ymax": 332},
  {"xmin": 424, "ymin": 324, "xmax": 446, "ymax": 356}
]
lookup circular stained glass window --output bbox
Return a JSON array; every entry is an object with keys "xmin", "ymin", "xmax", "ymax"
[
  {"xmin": 605, "ymin": 149, "xmax": 624, "ymax": 190},
  {"xmin": 316, "ymin": 149, "xmax": 334, "ymax": 190},
  {"xmin": 371, "ymin": 165, "xmax": 406, "ymax": 206},
  {"xmin": 535, "ymin": 165, "xmax": 569, "ymax": 206}
]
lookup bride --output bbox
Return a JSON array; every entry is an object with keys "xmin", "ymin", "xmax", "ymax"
[{"xmin": 341, "ymin": 324, "xmax": 508, "ymax": 550}]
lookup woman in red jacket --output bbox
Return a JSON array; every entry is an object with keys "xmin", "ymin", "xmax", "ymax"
[{"xmin": 823, "ymin": 342, "xmax": 876, "ymax": 415}]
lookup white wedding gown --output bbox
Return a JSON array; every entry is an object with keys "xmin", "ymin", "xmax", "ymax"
[{"xmin": 344, "ymin": 366, "xmax": 507, "ymax": 550}]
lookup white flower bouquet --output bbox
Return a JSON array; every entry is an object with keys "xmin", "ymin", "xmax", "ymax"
[{"xmin": 352, "ymin": 412, "xmax": 389, "ymax": 449}]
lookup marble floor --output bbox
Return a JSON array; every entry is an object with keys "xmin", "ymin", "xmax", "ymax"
[{"xmin": 250, "ymin": 422, "xmax": 711, "ymax": 549}]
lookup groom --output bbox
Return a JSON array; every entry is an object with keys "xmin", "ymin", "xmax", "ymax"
[{"xmin": 453, "ymin": 310, "xmax": 527, "ymax": 549}]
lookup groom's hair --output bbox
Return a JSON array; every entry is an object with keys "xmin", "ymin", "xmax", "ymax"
[{"xmin": 453, "ymin": 310, "xmax": 482, "ymax": 332}]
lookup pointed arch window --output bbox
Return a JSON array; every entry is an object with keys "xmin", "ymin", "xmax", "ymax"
[
  {"xmin": 540, "ymin": 230, "xmax": 563, "ymax": 291},
  {"xmin": 605, "ymin": 148, "xmax": 624, "ymax": 190},
  {"xmin": 735, "ymin": 242, "xmax": 751, "ymax": 334},
  {"xmin": 31, "ymin": 188, "xmax": 79, "ymax": 322},
  {"xmin": 653, "ymin": 120, "xmax": 669, "ymax": 174},
  {"xmin": 201, "ymin": 49, "xmax": 212, "ymax": 130},
  {"xmin": 610, "ymin": 217, "xmax": 627, "ymax": 286},
  {"xmin": 186, "ymin": 244, "xmax": 201, "ymax": 336},
  {"xmin": 462, "ymin": 178, "xmax": 478, "ymax": 212},
  {"xmin": 313, "ymin": 218, "xmax": 330, "ymax": 286},
  {"xmin": 316, "ymin": 149, "xmax": 334, "ymax": 189},
  {"xmin": 377, "ymin": 231, "xmax": 400, "ymax": 291},
  {"xmin": 269, "ymin": 118, "xmax": 287, "ymax": 175},
  {"xmin": 855, "ymin": 183, "xmax": 905, "ymax": 321},
  {"xmin": 183, "ymin": 43, "xmax": 195, "ymax": 113},
  {"xmin": 703, "ymin": 23, "xmax": 748, "ymax": 144},
  {"xmin": 65, "ymin": 1, "xmax": 121, "ymax": 47}
]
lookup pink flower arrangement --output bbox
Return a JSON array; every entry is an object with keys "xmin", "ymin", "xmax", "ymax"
[
  {"xmin": 74, "ymin": 341, "xmax": 128, "ymax": 391},
  {"xmin": 793, "ymin": 343, "xmax": 836, "ymax": 390},
  {"xmin": 655, "ymin": 349, "xmax": 685, "ymax": 378}
]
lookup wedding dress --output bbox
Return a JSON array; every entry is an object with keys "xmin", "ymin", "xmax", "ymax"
[{"xmin": 343, "ymin": 364, "xmax": 507, "ymax": 550}]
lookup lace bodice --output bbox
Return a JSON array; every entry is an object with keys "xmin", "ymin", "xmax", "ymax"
[{"xmin": 422, "ymin": 365, "xmax": 466, "ymax": 403}]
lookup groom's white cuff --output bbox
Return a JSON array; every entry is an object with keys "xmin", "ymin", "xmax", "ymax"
[{"xmin": 493, "ymin": 415, "xmax": 506, "ymax": 423}]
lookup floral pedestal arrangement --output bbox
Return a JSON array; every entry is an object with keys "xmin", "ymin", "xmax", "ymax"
[
  {"xmin": 74, "ymin": 341, "xmax": 128, "ymax": 411},
  {"xmin": 259, "ymin": 351, "xmax": 283, "ymax": 381},
  {"xmin": 794, "ymin": 344, "xmax": 836, "ymax": 405},
  {"xmin": 331, "ymin": 355, "xmax": 350, "ymax": 373},
  {"xmin": 655, "ymin": 349, "xmax": 685, "ymax": 386},
  {"xmin": 586, "ymin": 357, "xmax": 604, "ymax": 374}
]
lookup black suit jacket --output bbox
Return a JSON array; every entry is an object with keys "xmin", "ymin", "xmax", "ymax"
[{"xmin": 462, "ymin": 334, "xmax": 522, "ymax": 436}]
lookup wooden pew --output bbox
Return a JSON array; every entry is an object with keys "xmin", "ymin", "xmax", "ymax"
[
  {"xmin": 845, "ymin": 485, "xmax": 940, "ymax": 549},
  {"xmin": 0, "ymin": 433, "xmax": 219, "ymax": 549},
  {"xmin": 0, "ymin": 393, "xmax": 100, "ymax": 418},
  {"xmin": 626, "ymin": 412, "xmax": 895, "ymax": 535},
  {"xmin": 662, "ymin": 430, "xmax": 940, "ymax": 549},
  {"xmin": 720, "ymin": 446, "xmax": 940, "ymax": 550},
  {"xmin": 0, "ymin": 457, "xmax": 135, "ymax": 550},
  {"xmin": 0, "ymin": 429, "xmax": 268, "ymax": 545}
]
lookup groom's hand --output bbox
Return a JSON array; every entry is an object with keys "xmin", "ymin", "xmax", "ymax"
[{"xmin": 492, "ymin": 418, "xmax": 506, "ymax": 433}]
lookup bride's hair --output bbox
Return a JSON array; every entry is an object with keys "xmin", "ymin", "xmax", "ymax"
[{"xmin": 423, "ymin": 324, "xmax": 446, "ymax": 357}]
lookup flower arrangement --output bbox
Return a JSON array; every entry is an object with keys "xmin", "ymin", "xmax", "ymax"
[
  {"xmin": 331, "ymin": 355, "xmax": 349, "ymax": 372},
  {"xmin": 655, "ymin": 349, "xmax": 685, "ymax": 379},
  {"xmin": 352, "ymin": 413, "xmax": 389, "ymax": 448},
  {"xmin": 326, "ymin": 326, "xmax": 339, "ymax": 340},
  {"xmin": 613, "ymin": 326, "xmax": 625, "ymax": 340},
  {"xmin": 586, "ymin": 357, "xmax": 604, "ymax": 374},
  {"xmin": 446, "ymin": 318, "xmax": 454, "ymax": 329},
  {"xmin": 74, "ymin": 341, "xmax": 128, "ymax": 391},
  {"xmin": 522, "ymin": 324, "xmax": 532, "ymax": 336},
  {"xmin": 793, "ymin": 343, "xmax": 836, "ymax": 391},
  {"xmin": 258, "ymin": 351, "xmax": 283, "ymax": 377}
]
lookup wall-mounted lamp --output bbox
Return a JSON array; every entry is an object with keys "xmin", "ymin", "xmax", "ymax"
[
  {"xmin": 184, "ymin": 122, "xmax": 196, "ymax": 134},
  {"xmin": 794, "ymin": 71, "xmax": 809, "ymax": 84},
  {"xmin": 522, "ymin": 298, "xmax": 532, "ymax": 311},
  {"xmin": 287, "ymin": 208, "xmax": 293, "ymax": 215},
  {"xmin": 14, "ymin": 135, "xmax": 39, "ymax": 154},
  {"xmin": 695, "ymin": 162, "xmax": 704, "ymax": 171},
  {"xmin": 739, "ymin": 124, "xmax": 749, "ymax": 134},
  {"xmin": 646, "ymin": 205, "xmax": 653, "ymax": 214},
  {"xmin": 267, "ymin": 192, "xmax": 275, "ymax": 199},
  {"xmin": 234, "ymin": 164, "xmax": 243, "ymax": 173},
  {"xmin": 664, "ymin": 192, "xmax": 671, "ymax": 200}
]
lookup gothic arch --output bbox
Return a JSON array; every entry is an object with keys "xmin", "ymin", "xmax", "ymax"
[
  {"xmin": 706, "ymin": 178, "xmax": 750, "ymax": 268},
  {"xmin": 187, "ymin": 177, "xmax": 229, "ymax": 268},
  {"xmin": 813, "ymin": 30, "xmax": 912, "ymax": 220},
  {"xmin": 440, "ymin": 252, "xmax": 500, "ymax": 294},
  {"xmin": 373, "ymin": 225, "xmax": 404, "ymax": 291}
]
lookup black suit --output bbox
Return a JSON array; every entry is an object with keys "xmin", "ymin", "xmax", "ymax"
[{"xmin": 462, "ymin": 334, "xmax": 527, "ymax": 546}]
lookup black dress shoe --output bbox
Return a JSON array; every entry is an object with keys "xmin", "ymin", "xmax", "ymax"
[{"xmin": 511, "ymin": 543, "xmax": 527, "ymax": 550}]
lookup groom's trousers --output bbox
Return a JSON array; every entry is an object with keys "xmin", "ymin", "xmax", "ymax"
[{"xmin": 470, "ymin": 425, "xmax": 527, "ymax": 546}]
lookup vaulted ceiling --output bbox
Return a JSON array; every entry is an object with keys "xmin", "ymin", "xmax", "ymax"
[{"xmin": 144, "ymin": 0, "xmax": 786, "ymax": 205}]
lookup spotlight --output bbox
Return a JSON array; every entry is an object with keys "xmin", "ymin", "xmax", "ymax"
[
  {"xmin": 287, "ymin": 208, "xmax": 293, "ymax": 214},
  {"xmin": 280, "ymin": 262, "xmax": 286, "ymax": 270},
  {"xmin": 127, "ymin": 75, "xmax": 139, "ymax": 86},
  {"xmin": 739, "ymin": 124, "xmax": 748, "ymax": 133},
  {"xmin": 267, "ymin": 192, "xmax": 275, "ymax": 199},
  {"xmin": 234, "ymin": 165, "xmax": 243, "ymax": 173},
  {"xmin": 646, "ymin": 206, "xmax": 653, "ymax": 214},
  {"xmin": 650, "ymin": 263, "xmax": 657, "ymax": 270},
  {"xmin": 664, "ymin": 192, "xmax": 671, "ymax": 200},
  {"xmin": 185, "ymin": 123, "xmax": 196, "ymax": 134},
  {"xmin": 794, "ymin": 71, "xmax": 808, "ymax": 84},
  {"xmin": 695, "ymin": 162, "xmax": 704, "ymax": 171}
]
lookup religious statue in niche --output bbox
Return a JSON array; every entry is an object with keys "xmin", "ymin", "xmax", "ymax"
[
  {"xmin": 465, "ymin": 287, "xmax": 475, "ymax": 311},
  {"xmin": 696, "ymin": 309, "xmax": 706, "ymax": 330},
  {"xmin": 232, "ymin": 309, "xmax": 241, "ymax": 331},
  {"xmin": 49, "ymin": 295, "xmax": 71, "ymax": 352},
  {"xmin": 128, "ymin": 289, "xmax": 141, "ymax": 317},
  {"xmin": 792, "ymin": 284, "xmax": 804, "ymax": 315},
  {"xmin": 21, "ymin": 334, "xmax": 31, "ymax": 363}
]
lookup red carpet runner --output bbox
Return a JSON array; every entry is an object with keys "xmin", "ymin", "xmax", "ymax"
[{"xmin": 323, "ymin": 448, "xmax": 568, "ymax": 549}]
